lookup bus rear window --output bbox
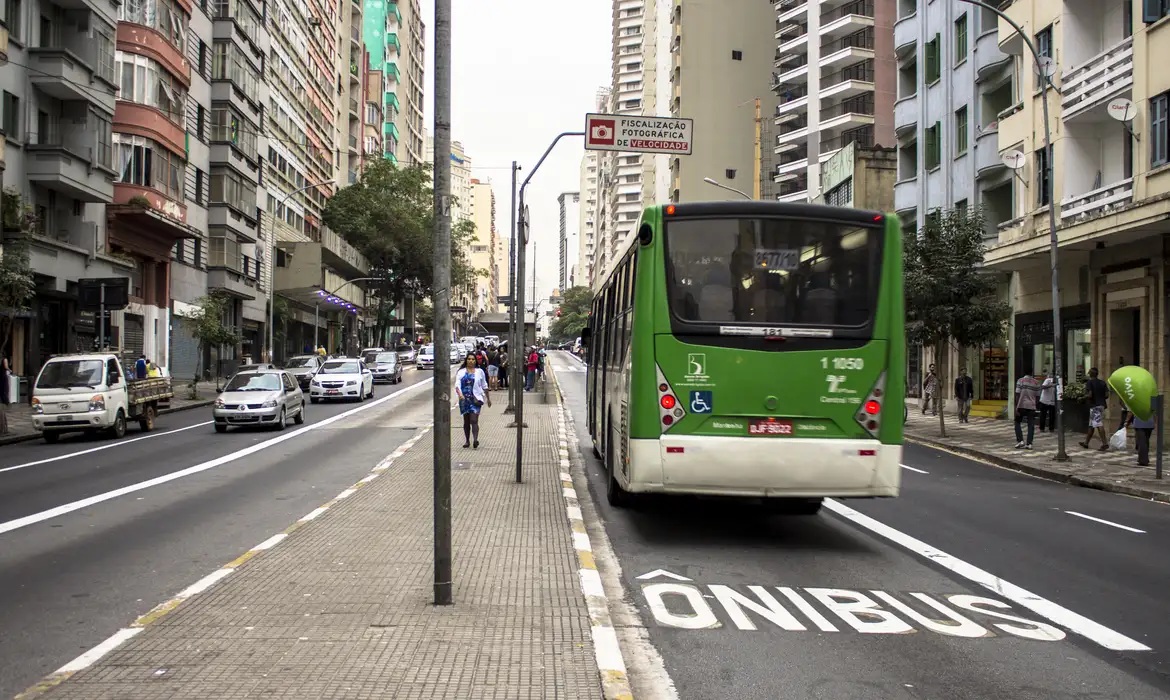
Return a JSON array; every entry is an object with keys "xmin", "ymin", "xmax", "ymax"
[{"xmin": 664, "ymin": 217, "xmax": 880, "ymax": 328}]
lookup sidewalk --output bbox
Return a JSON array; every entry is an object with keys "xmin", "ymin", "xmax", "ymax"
[
  {"xmin": 1, "ymin": 381, "xmax": 219, "ymax": 446},
  {"xmin": 17, "ymin": 370, "xmax": 620, "ymax": 699},
  {"xmin": 903, "ymin": 407, "xmax": 1170, "ymax": 504}
]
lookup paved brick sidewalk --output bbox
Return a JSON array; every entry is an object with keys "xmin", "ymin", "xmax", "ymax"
[
  {"xmin": 18, "ymin": 376, "xmax": 607, "ymax": 699},
  {"xmin": 1, "ymin": 381, "xmax": 219, "ymax": 446},
  {"xmin": 904, "ymin": 408, "xmax": 1170, "ymax": 503}
]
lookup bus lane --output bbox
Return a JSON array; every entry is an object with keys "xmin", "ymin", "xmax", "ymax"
[{"xmin": 552, "ymin": 360, "xmax": 1170, "ymax": 700}]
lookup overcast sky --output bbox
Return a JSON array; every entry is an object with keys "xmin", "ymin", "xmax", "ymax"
[{"xmin": 419, "ymin": 1, "xmax": 610, "ymax": 316}]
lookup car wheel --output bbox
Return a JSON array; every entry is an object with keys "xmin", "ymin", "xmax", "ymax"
[
  {"xmin": 139, "ymin": 405, "xmax": 156, "ymax": 432},
  {"xmin": 294, "ymin": 402, "xmax": 306, "ymax": 424},
  {"xmin": 275, "ymin": 408, "xmax": 287, "ymax": 430},
  {"xmin": 108, "ymin": 410, "xmax": 127, "ymax": 439},
  {"xmin": 214, "ymin": 424, "xmax": 228, "ymax": 433}
]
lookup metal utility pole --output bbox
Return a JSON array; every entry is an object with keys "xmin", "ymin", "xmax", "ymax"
[
  {"xmin": 753, "ymin": 97, "xmax": 762, "ymax": 200},
  {"xmin": 958, "ymin": 0, "xmax": 1066, "ymax": 461},
  {"xmin": 432, "ymin": 0, "xmax": 453, "ymax": 606},
  {"xmin": 505, "ymin": 161, "xmax": 520, "ymax": 415},
  {"xmin": 514, "ymin": 131, "xmax": 584, "ymax": 483}
]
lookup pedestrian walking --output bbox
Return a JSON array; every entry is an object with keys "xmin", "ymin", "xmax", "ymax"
[
  {"xmin": 525, "ymin": 346, "xmax": 539, "ymax": 392},
  {"xmin": 456, "ymin": 353, "xmax": 490, "ymax": 449},
  {"xmin": 1078, "ymin": 367, "xmax": 1110, "ymax": 451},
  {"xmin": 0, "ymin": 357, "xmax": 11, "ymax": 436},
  {"xmin": 1014, "ymin": 370, "xmax": 1041, "ymax": 449},
  {"xmin": 922, "ymin": 364, "xmax": 937, "ymax": 415},
  {"xmin": 1038, "ymin": 369, "xmax": 1057, "ymax": 432},
  {"xmin": 1126, "ymin": 412, "xmax": 1156, "ymax": 467},
  {"xmin": 486, "ymin": 346, "xmax": 500, "ymax": 391},
  {"xmin": 954, "ymin": 367, "xmax": 974, "ymax": 423},
  {"xmin": 498, "ymin": 349, "xmax": 509, "ymax": 389}
]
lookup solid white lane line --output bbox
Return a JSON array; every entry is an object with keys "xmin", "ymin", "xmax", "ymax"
[
  {"xmin": 825, "ymin": 499, "xmax": 1150, "ymax": 651},
  {"xmin": 0, "ymin": 420, "xmax": 214, "ymax": 474},
  {"xmin": 900, "ymin": 464, "xmax": 930, "ymax": 474},
  {"xmin": 1064, "ymin": 510, "xmax": 1146, "ymax": 534},
  {"xmin": 0, "ymin": 379, "xmax": 433, "ymax": 537}
]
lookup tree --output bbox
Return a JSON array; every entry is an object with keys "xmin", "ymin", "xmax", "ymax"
[
  {"xmin": 904, "ymin": 207, "xmax": 1011, "ymax": 437},
  {"xmin": 322, "ymin": 160, "xmax": 480, "ymax": 343},
  {"xmin": 189, "ymin": 292, "xmax": 239, "ymax": 395},
  {"xmin": 549, "ymin": 286, "xmax": 591, "ymax": 343},
  {"xmin": 0, "ymin": 190, "xmax": 37, "ymax": 361},
  {"xmin": 415, "ymin": 299, "xmax": 434, "ymax": 335}
]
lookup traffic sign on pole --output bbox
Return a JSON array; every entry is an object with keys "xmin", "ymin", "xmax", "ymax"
[{"xmin": 584, "ymin": 113, "xmax": 693, "ymax": 155}]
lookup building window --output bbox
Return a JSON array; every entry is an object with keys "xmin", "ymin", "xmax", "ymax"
[
  {"xmin": 116, "ymin": 51, "xmax": 187, "ymax": 126},
  {"xmin": 94, "ymin": 21, "xmax": 116, "ymax": 84},
  {"xmin": 1152, "ymin": 93, "xmax": 1168, "ymax": 168},
  {"xmin": 212, "ymin": 0, "xmax": 260, "ymax": 39},
  {"xmin": 210, "ymin": 107, "xmax": 257, "ymax": 159},
  {"xmin": 1035, "ymin": 26, "xmax": 1052, "ymax": 58},
  {"xmin": 2, "ymin": 91, "xmax": 20, "ymax": 139},
  {"xmin": 825, "ymin": 178, "xmax": 853, "ymax": 207},
  {"xmin": 925, "ymin": 122, "xmax": 941, "ymax": 169},
  {"xmin": 954, "ymin": 14, "xmax": 968, "ymax": 65},
  {"xmin": 1142, "ymin": 0, "xmax": 1169, "ymax": 24},
  {"xmin": 208, "ymin": 231, "xmax": 242, "ymax": 271},
  {"xmin": 113, "ymin": 133, "xmax": 186, "ymax": 201},
  {"xmin": 954, "ymin": 106, "xmax": 968, "ymax": 155},
  {"xmin": 212, "ymin": 41, "xmax": 261, "ymax": 103},
  {"xmin": 956, "ymin": 199, "xmax": 968, "ymax": 217},
  {"xmin": 5, "ymin": 0, "xmax": 21, "ymax": 40},
  {"xmin": 119, "ymin": 0, "xmax": 188, "ymax": 52},
  {"xmin": 210, "ymin": 167, "xmax": 258, "ymax": 214},
  {"xmin": 1036, "ymin": 146, "xmax": 1050, "ymax": 205},
  {"xmin": 731, "ymin": 50, "xmax": 742, "ymax": 60},
  {"xmin": 925, "ymin": 34, "xmax": 941, "ymax": 83},
  {"xmin": 93, "ymin": 112, "xmax": 113, "ymax": 169}
]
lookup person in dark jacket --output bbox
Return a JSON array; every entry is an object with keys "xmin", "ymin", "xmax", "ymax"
[
  {"xmin": 0, "ymin": 357, "xmax": 11, "ymax": 435},
  {"xmin": 954, "ymin": 367, "xmax": 975, "ymax": 423}
]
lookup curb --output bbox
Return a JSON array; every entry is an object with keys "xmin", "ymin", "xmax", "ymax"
[
  {"xmin": 549, "ymin": 367, "xmax": 635, "ymax": 700},
  {"xmin": 0, "ymin": 399, "xmax": 216, "ymax": 446},
  {"xmin": 15, "ymin": 415, "xmax": 434, "ymax": 700},
  {"xmin": 905, "ymin": 435, "xmax": 1170, "ymax": 505}
]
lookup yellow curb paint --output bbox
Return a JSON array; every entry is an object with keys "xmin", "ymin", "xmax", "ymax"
[
  {"xmin": 225, "ymin": 550, "xmax": 260, "ymax": 569},
  {"xmin": 577, "ymin": 550, "xmax": 597, "ymax": 570},
  {"xmin": 132, "ymin": 597, "xmax": 184, "ymax": 627}
]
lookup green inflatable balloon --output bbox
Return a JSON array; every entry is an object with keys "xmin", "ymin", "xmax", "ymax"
[{"xmin": 1107, "ymin": 366, "xmax": 1158, "ymax": 421}]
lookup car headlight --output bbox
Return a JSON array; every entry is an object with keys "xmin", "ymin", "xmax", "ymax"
[
  {"xmin": 31, "ymin": 397, "xmax": 43, "ymax": 414},
  {"xmin": 89, "ymin": 395, "xmax": 106, "ymax": 412},
  {"xmin": 215, "ymin": 398, "xmax": 225, "ymax": 408},
  {"xmin": 311, "ymin": 380, "xmax": 321, "ymax": 387},
  {"xmin": 345, "ymin": 380, "xmax": 357, "ymax": 386},
  {"xmin": 262, "ymin": 399, "xmax": 278, "ymax": 408}
]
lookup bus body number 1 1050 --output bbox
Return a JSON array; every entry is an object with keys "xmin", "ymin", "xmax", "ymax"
[{"xmin": 822, "ymin": 357, "xmax": 865, "ymax": 370}]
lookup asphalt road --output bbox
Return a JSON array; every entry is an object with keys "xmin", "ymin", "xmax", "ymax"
[
  {"xmin": 0, "ymin": 367, "xmax": 437, "ymax": 700},
  {"xmin": 549, "ymin": 351, "xmax": 1170, "ymax": 700}
]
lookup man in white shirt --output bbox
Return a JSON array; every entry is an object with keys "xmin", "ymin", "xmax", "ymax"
[{"xmin": 1037, "ymin": 369, "xmax": 1057, "ymax": 432}]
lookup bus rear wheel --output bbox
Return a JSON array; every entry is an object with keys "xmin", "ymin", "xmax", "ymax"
[{"xmin": 605, "ymin": 429, "xmax": 632, "ymax": 508}]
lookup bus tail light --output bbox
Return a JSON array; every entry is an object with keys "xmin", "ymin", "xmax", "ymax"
[
  {"xmin": 855, "ymin": 371, "xmax": 887, "ymax": 438},
  {"xmin": 655, "ymin": 364, "xmax": 686, "ymax": 432}
]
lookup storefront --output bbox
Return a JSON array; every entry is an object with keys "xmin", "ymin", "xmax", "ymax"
[{"xmin": 1013, "ymin": 304, "xmax": 1092, "ymax": 383}]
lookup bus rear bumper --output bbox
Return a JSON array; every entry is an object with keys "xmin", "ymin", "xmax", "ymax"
[{"xmin": 624, "ymin": 436, "xmax": 901, "ymax": 498}]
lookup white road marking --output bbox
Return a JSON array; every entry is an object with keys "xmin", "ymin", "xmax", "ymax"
[
  {"xmin": 1064, "ymin": 510, "xmax": 1146, "ymax": 534},
  {"xmin": 900, "ymin": 464, "xmax": 930, "ymax": 474},
  {"xmin": 176, "ymin": 568, "xmax": 233, "ymax": 599},
  {"xmin": 55, "ymin": 627, "xmax": 143, "ymax": 674},
  {"xmin": 0, "ymin": 420, "xmax": 214, "ymax": 474},
  {"xmin": 252, "ymin": 533, "xmax": 287, "ymax": 551},
  {"xmin": 637, "ymin": 569, "xmax": 693, "ymax": 582},
  {"xmin": 298, "ymin": 507, "xmax": 328, "ymax": 522},
  {"xmin": 825, "ymin": 499, "xmax": 1150, "ymax": 651},
  {"xmin": 0, "ymin": 379, "xmax": 433, "ymax": 536}
]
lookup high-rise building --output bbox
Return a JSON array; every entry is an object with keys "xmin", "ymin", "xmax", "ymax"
[
  {"xmin": 557, "ymin": 192, "xmax": 581, "ymax": 289},
  {"xmin": 397, "ymin": 0, "xmax": 426, "ymax": 166},
  {"xmin": 578, "ymin": 142, "xmax": 601, "ymax": 288},
  {"xmin": 470, "ymin": 179, "xmax": 498, "ymax": 313},
  {"xmin": 600, "ymin": 1, "xmax": 645, "ymax": 271},
  {"xmin": 426, "ymin": 133, "xmax": 477, "ymax": 320},
  {"xmin": 362, "ymin": 0, "xmax": 405, "ymax": 163},
  {"xmin": 771, "ymin": 0, "xmax": 897, "ymax": 202},
  {"xmin": 649, "ymin": 0, "xmax": 779, "ymax": 203},
  {"xmin": 984, "ymin": 0, "xmax": 1170, "ymax": 423}
]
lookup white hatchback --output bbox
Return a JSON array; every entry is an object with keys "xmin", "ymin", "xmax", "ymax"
[{"xmin": 309, "ymin": 358, "xmax": 375, "ymax": 403}]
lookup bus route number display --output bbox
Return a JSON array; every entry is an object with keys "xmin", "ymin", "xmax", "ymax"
[{"xmin": 754, "ymin": 249, "xmax": 799, "ymax": 271}]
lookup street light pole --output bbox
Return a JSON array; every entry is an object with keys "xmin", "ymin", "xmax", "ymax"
[
  {"xmin": 703, "ymin": 177, "xmax": 752, "ymax": 201},
  {"xmin": 266, "ymin": 178, "xmax": 335, "ymax": 364},
  {"xmin": 505, "ymin": 161, "xmax": 521, "ymax": 415},
  {"xmin": 957, "ymin": 0, "xmax": 1066, "ymax": 461}
]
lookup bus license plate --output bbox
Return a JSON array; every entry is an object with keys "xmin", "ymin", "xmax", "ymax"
[{"xmin": 748, "ymin": 419, "xmax": 792, "ymax": 436}]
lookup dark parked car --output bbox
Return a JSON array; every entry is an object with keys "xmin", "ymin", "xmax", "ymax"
[{"xmin": 283, "ymin": 355, "xmax": 324, "ymax": 389}]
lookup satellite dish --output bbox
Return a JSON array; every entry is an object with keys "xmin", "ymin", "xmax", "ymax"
[
  {"xmin": 1001, "ymin": 150, "xmax": 1026, "ymax": 170},
  {"xmin": 1034, "ymin": 56, "xmax": 1057, "ymax": 79},
  {"xmin": 1107, "ymin": 97, "xmax": 1136, "ymax": 123}
]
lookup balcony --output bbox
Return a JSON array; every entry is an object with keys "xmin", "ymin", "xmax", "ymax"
[
  {"xmin": 821, "ymin": 126, "xmax": 874, "ymax": 154},
  {"xmin": 777, "ymin": 175, "xmax": 810, "ymax": 201},
  {"xmin": 973, "ymin": 26, "xmax": 1010, "ymax": 80},
  {"xmin": 26, "ymin": 48, "xmax": 117, "ymax": 113},
  {"xmin": 775, "ymin": 117, "xmax": 809, "ymax": 151},
  {"xmin": 776, "ymin": 20, "xmax": 809, "ymax": 55},
  {"xmin": 25, "ymin": 140, "xmax": 115, "ymax": 203},
  {"xmin": 319, "ymin": 227, "xmax": 370, "ymax": 277},
  {"xmin": 820, "ymin": 61, "xmax": 874, "ymax": 100},
  {"xmin": 820, "ymin": 28, "xmax": 874, "ymax": 69},
  {"xmin": 820, "ymin": 0, "xmax": 874, "ymax": 40},
  {"xmin": 894, "ymin": 177, "xmax": 918, "ymax": 212},
  {"xmin": 774, "ymin": 83, "xmax": 809, "ymax": 115},
  {"xmin": 776, "ymin": 0, "xmax": 807, "ymax": 22},
  {"xmin": 974, "ymin": 125, "xmax": 1006, "ymax": 180},
  {"xmin": 894, "ymin": 95, "xmax": 917, "ymax": 137},
  {"xmin": 207, "ymin": 263, "xmax": 259, "ymax": 300},
  {"xmin": 894, "ymin": 12, "xmax": 917, "ymax": 58},
  {"xmin": 774, "ymin": 53, "xmax": 809, "ymax": 84},
  {"xmin": 1060, "ymin": 37, "xmax": 1133, "ymax": 122},
  {"xmin": 820, "ymin": 94, "xmax": 874, "ymax": 133},
  {"xmin": 208, "ymin": 201, "xmax": 260, "ymax": 243},
  {"xmin": 1059, "ymin": 178, "xmax": 1133, "ymax": 223}
]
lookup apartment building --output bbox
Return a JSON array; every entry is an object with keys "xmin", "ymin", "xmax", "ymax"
[
  {"xmin": 397, "ymin": 0, "xmax": 425, "ymax": 166},
  {"xmin": 986, "ymin": 0, "xmax": 1170, "ymax": 423},
  {"xmin": 600, "ymin": 0, "xmax": 645, "ymax": 271},
  {"xmin": 362, "ymin": 0, "xmax": 404, "ymax": 163},
  {"xmin": 469, "ymin": 178, "xmax": 497, "ymax": 313},
  {"xmin": 578, "ymin": 141, "xmax": 600, "ymax": 288},
  {"xmin": 557, "ymin": 192, "xmax": 581, "ymax": 289},
  {"xmin": 425, "ymin": 134, "xmax": 476, "ymax": 318},
  {"xmin": 772, "ymin": 0, "xmax": 897, "ymax": 201},
  {"xmin": 891, "ymin": 0, "xmax": 1014, "ymax": 406}
]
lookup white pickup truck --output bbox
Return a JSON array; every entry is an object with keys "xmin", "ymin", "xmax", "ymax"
[{"xmin": 30, "ymin": 353, "xmax": 175, "ymax": 443}]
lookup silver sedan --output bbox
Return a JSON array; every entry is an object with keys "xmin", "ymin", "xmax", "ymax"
[{"xmin": 213, "ymin": 370, "xmax": 306, "ymax": 433}]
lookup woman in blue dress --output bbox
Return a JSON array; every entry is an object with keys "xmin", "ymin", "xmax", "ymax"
[{"xmin": 456, "ymin": 353, "xmax": 490, "ymax": 448}]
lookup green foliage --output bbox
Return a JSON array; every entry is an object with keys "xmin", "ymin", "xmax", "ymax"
[
  {"xmin": 415, "ymin": 299, "xmax": 434, "ymax": 332},
  {"xmin": 549, "ymin": 286, "xmax": 591, "ymax": 343},
  {"xmin": 322, "ymin": 161, "xmax": 478, "ymax": 306},
  {"xmin": 189, "ymin": 292, "xmax": 239, "ymax": 386},
  {"xmin": 0, "ymin": 190, "xmax": 37, "ymax": 358},
  {"xmin": 127, "ymin": 194, "xmax": 152, "ymax": 209}
]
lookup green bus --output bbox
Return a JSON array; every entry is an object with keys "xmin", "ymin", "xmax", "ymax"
[{"xmin": 582, "ymin": 201, "xmax": 905, "ymax": 514}]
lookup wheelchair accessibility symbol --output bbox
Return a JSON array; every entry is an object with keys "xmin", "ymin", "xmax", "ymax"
[{"xmin": 690, "ymin": 391, "xmax": 713, "ymax": 414}]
